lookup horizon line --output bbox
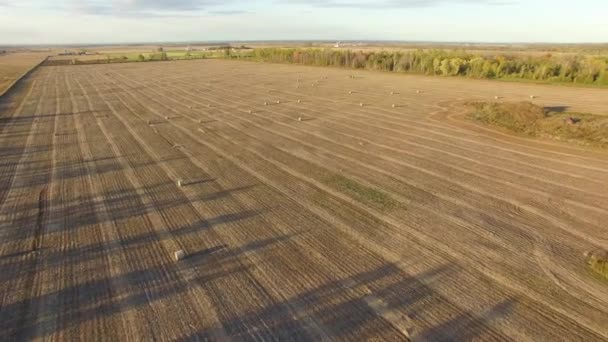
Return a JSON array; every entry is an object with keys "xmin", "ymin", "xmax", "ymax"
[{"xmin": 3, "ymin": 39, "xmax": 608, "ymax": 48}]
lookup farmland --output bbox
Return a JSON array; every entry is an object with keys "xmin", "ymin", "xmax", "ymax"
[
  {"xmin": 1, "ymin": 58, "xmax": 608, "ymax": 340},
  {"xmin": 0, "ymin": 52, "xmax": 48, "ymax": 95}
]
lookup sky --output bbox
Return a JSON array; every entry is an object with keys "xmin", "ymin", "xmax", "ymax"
[{"xmin": 0, "ymin": 0, "xmax": 607, "ymax": 45}]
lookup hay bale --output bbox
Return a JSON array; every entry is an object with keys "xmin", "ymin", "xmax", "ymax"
[
  {"xmin": 276, "ymin": 100, "xmax": 281, "ymax": 104},
  {"xmin": 297, "ymin": 99, "xmax": 301, "ymax": 103},
  {"xmin": 392, "ymin": 104, "xmax": 396, "ymax": 108},
  {"xmin": 298, "ymin": 116, "xmax": 302, "ymax": 122},
  {"xmin": 586, "ymin": 250, "xmax": 608, "ymax": 280},
  {"xmin": 530, "ymin": 95, "xmax": 537, "ymax": 99},
  {"xmin": 359, "ymin": 103, "xmax": 364, "ymax": 107},
  {"xmin": 174, "ymin": 250, "xmax": 186, "ymax": 261},
  {"xmin": 416, "ymin": 90, "xmax": 422, "ymax": 94},
  {"xmin": 264, "ymin": 101, "xmax": 268, "ymax": 106},
  {"xmin": 177, "ymin": 179, "xmax": 184, "ymax": 187},
  {"xmin": 349, "ymin": 91, "xmax": 353, "ymax": 94},
  {"xmin": 494, "ymin": 96, "xmax": 500, "ymax": 100}
]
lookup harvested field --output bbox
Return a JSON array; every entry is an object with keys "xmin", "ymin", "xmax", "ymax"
[
  {"xmin": 1, "ymin": 58, "xmax": 608, "ymax": 341},
  {"xmin": 0, "ymin": 52, "xmax": 48, "ymax": 95}
]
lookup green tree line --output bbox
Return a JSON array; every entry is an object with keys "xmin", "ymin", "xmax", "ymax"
[{"xmin": 240, "ymin": 48, "xmax": 608, "ymax": 85}]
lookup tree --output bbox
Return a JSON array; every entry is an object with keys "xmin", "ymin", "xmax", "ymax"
[{"xmin": 241, "ymin": 47, "xmax": 608, "ymax": 86}]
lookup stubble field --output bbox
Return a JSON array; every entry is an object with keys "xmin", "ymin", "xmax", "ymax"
[
  {"xmin": 1, "ymin": 58, "xmax": 607, "ymax": 341},
  {"xmin": 0, "ymin": 52, "xmax": 48, "ymax": 95}
]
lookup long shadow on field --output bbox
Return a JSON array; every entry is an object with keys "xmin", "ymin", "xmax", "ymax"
[
  {"xmin": 0, "ymin": 150, "xmax": 193, "ymax": 192},
  {"xmin": 0, "ymin": 208, "xmax": 265, "ymax": 284},
  {"xmin": 0, "ymin": 173, "xmax": 255, "ymax": 244},
  {"xmin": 0, "ymin": 155, "xmax": 196, "ymax": 196},
  {"xmin": 0, "ymin": 209, "xmax": 274, "ymax": 340},
  {"xmin": 0, "ymin": 111, "xmax": 100, "ymax": 125},
  {"xmin": 0, "ymin": 143, "xmax": 53, "ymax": 159},
  {"xmin": 417, "ymin": 300, "xmax": 515, "ymax": 341},
  {"xmin": 178, "ymin": 263, "xmax": 515, "ymax": 341}
]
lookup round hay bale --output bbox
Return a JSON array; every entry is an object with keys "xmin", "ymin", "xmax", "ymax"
[{"xmin": 174, "ymin": 250, "xmax": 186, "ymax": 261}]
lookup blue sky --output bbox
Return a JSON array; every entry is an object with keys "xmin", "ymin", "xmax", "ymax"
[{"xmin": 0, "ymin": 0, "xmax": 606, "ymax": 44}]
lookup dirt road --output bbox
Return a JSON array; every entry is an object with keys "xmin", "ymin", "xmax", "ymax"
[{"xmin": 1, "ymin": 59, "xmax": 607, "ymax": 341}]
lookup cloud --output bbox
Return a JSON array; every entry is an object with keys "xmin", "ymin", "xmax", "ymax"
[
  {"xmin": 207, "ymin": 9, "xmax": 249, "ymax": 15},
  {"xmin": 64, "ymin": 0, "xmax": 238, "ymax": 17},
  {"xmin": 285, "ymin": 0, "xmax": 515, "ymax": 9},
  {"xmin": 2, "ymin": 0, "xmax": 515, "ymax": 19}
]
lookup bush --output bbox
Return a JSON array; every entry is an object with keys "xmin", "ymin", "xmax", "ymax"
[
  {"xmin": 468, "ymin": 101, "xmax": 608, "ymax": 147},
  {"xmin": 469, "ymin": 102, "xmax": 546, "ymax": 134}
]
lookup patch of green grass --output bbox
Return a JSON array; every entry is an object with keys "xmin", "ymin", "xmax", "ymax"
[
  {"xmin": 325, "ymin": 174, "xmax": 399, "ymax": 211},
  {"xmin": 107, "ymin": 52, "xmax": 146, "ymax": 59},
  {"xmin": 586, "ymin": 251, "xmax": 608, "ymax": 281},
  {"xmin": 71, "ymin": 50, "xmax": 221, "ymax": 65},
  {"xmin": 468, "ymin": 101, "xmax": 545, "ymax": 134},
  {"xmin": 468, "ymin": 101, "xmax": 608, "ymax": 148},
  {"xmin": 496, "ymin": 77, "xmax": 608, "ymax": 89}
]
